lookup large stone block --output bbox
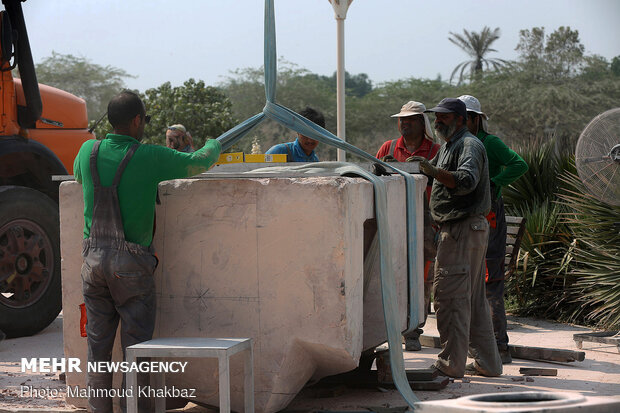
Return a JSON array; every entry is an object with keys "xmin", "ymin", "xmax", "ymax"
[{"xmin": 60, "ymin": 173, "xmax": 425, "ymax": 412}]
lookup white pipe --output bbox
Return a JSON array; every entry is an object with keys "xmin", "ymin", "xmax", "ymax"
[{"xmin": 336, "ymin": 17, "xmax": 346, "ymax": 162}]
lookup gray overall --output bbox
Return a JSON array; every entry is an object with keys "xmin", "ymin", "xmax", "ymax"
[{"xmin": 81, "ymin": 140, "xmax": 157, "ymax": 413}]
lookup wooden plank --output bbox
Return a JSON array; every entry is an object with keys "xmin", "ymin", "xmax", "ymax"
[
  {"xmin": 419, "ymin": 335, "xmax": 442, "ymax": 349},
  {"xmin": 409, "ymin": 376, "xmax": 450, "ymax": 391},
  {"xmin": 306, "ymin": 365, "xmax": 449, "ymax": 394},
  {"xmin": 573, "ymin": 331, "xmax": 620, "ymax": 345},
  {"xmin": 375, "ymin": 350, "xmax": 446, "ymax": 390},
  {"xmin": 507, "ymin": 226, "xmax": 521, "ymax": 235},
  {"xmin": 370, "ymin": 376, "xmax": 451, "ymax": 391},
  {"xmin": 505, "ymin": 216, "xmax": 527, "ymax": 278},
  {"xmin": 376, "ymin": 351, "xmax": 392, "ymax": 384},
  {"xmin": 378, "ymin": 354, "xmax": 437, "ymax": 383},
  {"xmin": 406, "ymin": 369, "xmax": 437, "ymax": 382},
  {"xmin": 520, "ymin": 367, "xmax": 557, "ymax": 376},
  {"xmin": 420, "ymin": 335, "xmax": 586, "ymax": 362},
  {"xmin": 573, "ymin": 332, "xmax": 620, "ymax": 352},
  {"xmin": 506, "ymin": 216, "xmax": 525, "ymax": 225},
  {"xmin": 510, "ymin": 344, "xmax": 585, "ymax": 362}
]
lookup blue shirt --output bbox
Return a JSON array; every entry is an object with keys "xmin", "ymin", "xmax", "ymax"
[{"xmin": 266, "ymin": 138, "xmax": 319, "ymax": 162}]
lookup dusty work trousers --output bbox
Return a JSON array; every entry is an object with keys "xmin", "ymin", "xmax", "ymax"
[
  {"xmin": 81, "ymin": 240, "xmax": 157, "ymax": 413},
  {"xmin": 433, "ymin": 215, "xmax": 502, "ymax": 378},
  {"xmin": 485, "ymin": 196, "xmax": 509, "ymax": 349}
]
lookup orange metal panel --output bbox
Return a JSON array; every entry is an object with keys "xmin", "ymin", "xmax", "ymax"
[
  {"xmin": 0, "ymin": 67, "xmax": 20, "ymax": 136},
  {"xmin": 27, "ymin": 129, "xmax": 93, "ymax": 174},
  {"xmin": 14, "ymin": 79, "xmax": 89, "ymax": 129}
]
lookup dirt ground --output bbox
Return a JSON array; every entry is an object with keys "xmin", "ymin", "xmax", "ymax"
[{"xmin": 1, "ymin": 312, "xmax": 619, "ymax": 412}]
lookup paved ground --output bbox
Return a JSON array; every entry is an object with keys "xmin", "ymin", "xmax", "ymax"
[{"xmin": 0, "ymin": 312, "xmax": 618, "ymax": 412}]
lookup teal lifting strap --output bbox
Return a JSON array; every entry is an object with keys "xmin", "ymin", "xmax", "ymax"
[{"xmin": 215, "ymin": 0, "xmax": 421, "ymax": 406}]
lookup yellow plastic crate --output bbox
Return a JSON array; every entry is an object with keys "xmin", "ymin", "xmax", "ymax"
[
  {"xmin": 244, "ymin": 153, "xmax": 287, "ymax": 163},
  {"xmin": 216, "ymin": 152, "xmax": 244, "ymax": 164}
]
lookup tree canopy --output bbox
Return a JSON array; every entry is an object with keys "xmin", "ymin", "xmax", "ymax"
[
  {"xmin": 34, "ymin": 52, "xmax": 133, "ymax": 121},
  {"xmin": 474, "ymin": 26, "xmax": 620, "ymax": 145},
  {"xmin": 141, "ymin": 79, "xmax": 237, "ymax": 147},
  {"xmin": 612, "ymin": 56, "xmax": 620, "ymax": 76},
  {"xmin": 516, "ymin": 26, "xmax": 585, "ymax": 80},
  {"xmin": 218, "ymin": 26, "xmax": 619, "ymax": 157},
  {"xmin": 33, "ymin": 27, "xmax": 619, "ymax": 160},
  {"xmin": 316, "ymin": 71, "xmax": 373, "ymax": 98}
]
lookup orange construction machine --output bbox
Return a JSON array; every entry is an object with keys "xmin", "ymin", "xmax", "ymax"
[{"xmin": 0, "ymin": 0, "xmax": 93, "ymax": 337}]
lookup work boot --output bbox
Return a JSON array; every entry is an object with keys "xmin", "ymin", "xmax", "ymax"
[
  {"xmin": 465, "ymin": 363, "xmax": 483, "ymax": 376},
  {"xmin": 405, "ymin": 337, "xmax": 422, "ymax": 351},
  {"xmin": 464, "ymin": 362, "xmax": 479, "ymax": 375},
  {"xmin": 465, "ymin": 362, "xmax": 499, "ymax": 377}
]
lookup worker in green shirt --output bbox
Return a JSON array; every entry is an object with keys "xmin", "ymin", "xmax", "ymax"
[
  {"xmin": 73, "ymin": 91, "xmax": 221, "ymax": 412},
  {"xmin": 458, "ymin": 95, "xmax": 528, "ymax": 365}
]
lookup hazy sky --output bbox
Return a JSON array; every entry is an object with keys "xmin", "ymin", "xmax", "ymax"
[{"xmin": 22, "ymin": 0, "xmax": 620, "ymax": 92}]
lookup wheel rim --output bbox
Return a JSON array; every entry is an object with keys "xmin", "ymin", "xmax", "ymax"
[{"xmin": 0, "ymin": 219, "xmax": 55, "ymax": 308}]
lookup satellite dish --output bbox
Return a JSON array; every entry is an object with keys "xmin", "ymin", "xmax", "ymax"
[{"xmin": 575, "ymin": 108, "xmax": 620, "ymax": 206}]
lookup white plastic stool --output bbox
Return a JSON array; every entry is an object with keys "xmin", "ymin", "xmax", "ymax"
[{"xmin": 126, "ymin": 337, "xmax": 253, "ymax": 413}]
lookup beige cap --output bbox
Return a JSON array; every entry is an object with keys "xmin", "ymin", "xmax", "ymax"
[
  {"xmin": 392, "ymin": 101, "xmax": 436, "ymax": 142},
  {"xmin": 391, "ymin": 101, "xmax": 427, "ymax": 118}
]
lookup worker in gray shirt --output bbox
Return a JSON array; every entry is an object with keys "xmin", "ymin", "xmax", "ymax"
[{"xmin": 407, "ymin": 98, "xmax": 502, "ymax": 378}]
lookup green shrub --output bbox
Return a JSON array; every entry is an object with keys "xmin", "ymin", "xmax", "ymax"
[
  {"xmin": 503, "ymin": 138, "xmax": 576, "ymax": 320},
  {"xmin": 504, "ymin": 139, "xmax": 620, "ymax": 329},
  {"xmin": 557, "ymin": 171, "xmax": 620, "ymax": 329}
]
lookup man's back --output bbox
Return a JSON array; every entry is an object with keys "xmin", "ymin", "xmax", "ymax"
[{"xmin": 74, "ymin": 135, "xmax": 221, "ymax": 246}]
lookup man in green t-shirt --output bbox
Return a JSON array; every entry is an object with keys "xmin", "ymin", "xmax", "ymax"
[
  {"xmin": 458, "ymin": 95, "xmax": 528, "ymax": 365},
  {"xmin": 73, "ymin": 91, "xmax": 221, "ymax": 412}
]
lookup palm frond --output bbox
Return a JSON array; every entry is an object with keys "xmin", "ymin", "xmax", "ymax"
[
  {"xmin": 448, "ymin": 26, "xmax": 506, "ymax": 84},
  {"xmin": 448, "ymin": 31, "xmax": 476, "ymax": 56},
  {"xmin": 556, "ymin": 171, "xmax": 620, "ymax": 328},
  {"xmin": 450, "ymin": 61, "xmax": 472, "ymax": 85}
]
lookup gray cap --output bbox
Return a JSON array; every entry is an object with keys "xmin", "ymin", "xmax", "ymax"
[{"xmin": 425, "ymin": 98, "xmax": 467, "ymax": 120}]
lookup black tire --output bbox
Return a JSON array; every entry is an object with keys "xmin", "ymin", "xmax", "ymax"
[{"xmin": 0, "ymin": 186, "xmax": 62, "ymax": 338}]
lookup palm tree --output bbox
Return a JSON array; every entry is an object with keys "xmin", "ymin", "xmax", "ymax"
[{"xmin": 449, "ymin": 26, "xmax": 507, "ymax": 84}]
